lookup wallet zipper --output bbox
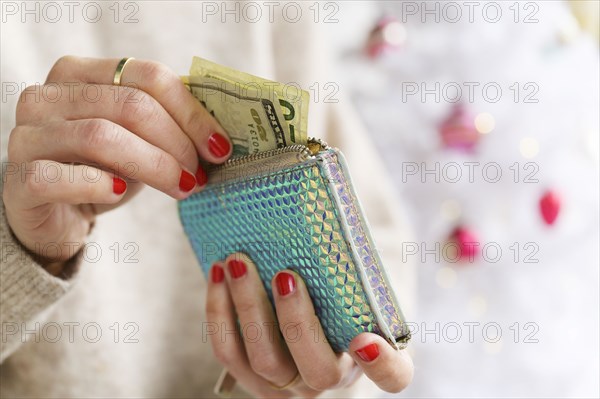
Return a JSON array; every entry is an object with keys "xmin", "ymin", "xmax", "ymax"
[
  {"xmin": 224, "ymin": 137, "xmax": 328, "ymax": 167},
  {"xmin": 206, "ymin": 137, "xmax": 329, "ymax": 183},
  {"xmin": 224, "ymin": 144, "xmax": 312, "ymax": 168},
  {"xmin": 305, "ymin": 137, "xmax": 329, "ymax": 155}
]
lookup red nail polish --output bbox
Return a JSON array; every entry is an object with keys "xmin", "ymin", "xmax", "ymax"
[
  {"xmin": 208, "ymin": 132, "xmax": 231, "ymax": 158},
  {"xmin": 355, "ymin": 343, "xmax": 380, "ymax": 362},
  {"xmin": 211, "ymin": 264, "xmax": 224, "ymax": 283},
  {"xmin": 195, "ymin": 165, "xmax": 208, "ymax": 187},
  {"xmin": 227, "ymin": 259, "xmax": 247, "ymax": 279},
  {"xmin": 113, "ymin": 177, "xmax": 127, "ymax": 195},
  {"xmin": 275, "ymin": 272, "xmax": 296, "ymax": 296},
  {"xmin": 179, "ymin": 170, "xmax": 196, "ymax": 192}
]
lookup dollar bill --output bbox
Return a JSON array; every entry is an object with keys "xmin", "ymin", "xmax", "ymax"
[
  {"xmin": 183, "ymin": 75, "xmax": 291, "ymax": 156},
  {"xmin": 187, "ymin": 57, "xmax": 309, "ymax": 156}
]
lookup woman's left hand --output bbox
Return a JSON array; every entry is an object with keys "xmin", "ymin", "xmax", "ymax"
[{"xmin": 205, "ymin": 253, "xmax": 414, "ymax": 398}]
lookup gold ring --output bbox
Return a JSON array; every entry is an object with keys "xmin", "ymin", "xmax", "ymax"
[
  {"xmin": 113, "ymin": 57, "xmax": 135, "ymax": 86},
  {"xmin": 268, "ymin": 372, "xmax": 301, "ymax": 391}
]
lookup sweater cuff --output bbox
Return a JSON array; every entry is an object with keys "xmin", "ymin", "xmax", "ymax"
[{"xmin": 1, "ymin": 196, "xmax": 80, "ymax": 362}]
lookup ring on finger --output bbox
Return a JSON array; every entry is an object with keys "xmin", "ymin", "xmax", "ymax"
[
  {"xmin": 268, "ymin": 371, "xmax": 301, "ymax": 391},
  {"xmin": 113, "ymin": 57, "xmax": 135, "ymax": 86}
]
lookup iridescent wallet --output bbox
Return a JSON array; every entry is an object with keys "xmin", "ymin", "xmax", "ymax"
[{"xmin": 178, "ymin": 138, "xmax": 410, "ymax": 352}]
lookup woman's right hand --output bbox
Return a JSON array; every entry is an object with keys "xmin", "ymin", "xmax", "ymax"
[{"xmin": 2, "ymin": 56, "xmax": 232, "ymax": 271}]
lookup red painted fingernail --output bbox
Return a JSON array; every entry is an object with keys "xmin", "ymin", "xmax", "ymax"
[
  {"xmin": 195, "ymin": 165, "xmax": 208, "ymax": 187},
  {"xmin": 227, "ymin": 259, "xmax": 247, "ymax": 279},
  {"xmin": 179, "ymin": 170, "xmax": 196, "ymax": 192},
  {"xmin": 275, "ymin": 272, "xmax": 296, "ymax": 296},
  {"xmin": 113, "ymin": 177, "xmax": 127, "ymax": 195},
  {"xmin": 208, "ymin": 132, "xmax": 231, "ymax": 158},
  {"xmin": 211, "ymin": 264, "xmax": 225, "ymax": 283},
  {"xmin": 355, "ymin": 343, "xmax": 380, "ymax": 362}
]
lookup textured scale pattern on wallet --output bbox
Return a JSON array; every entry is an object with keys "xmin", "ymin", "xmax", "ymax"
[
  {"xmin": 179, "ymin": 153, "xmax": 385, "ymax": 351},
  {"xmin": 320, "ymin": 151, "xmax": 408, "ymax": 344}
]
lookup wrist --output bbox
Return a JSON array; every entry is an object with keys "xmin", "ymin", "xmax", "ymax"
[
  {"xmin": 29, "ymin": 251, "xmax": 81, "ymax": 280},
  {"xmin": 4, "ymin": 220, "xmax": 87, "ymax": 280}
]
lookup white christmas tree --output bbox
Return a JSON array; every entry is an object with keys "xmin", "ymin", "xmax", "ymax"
[{"xmin": 335, "ymin": 1, "xmax": 599, "ymax": 397}]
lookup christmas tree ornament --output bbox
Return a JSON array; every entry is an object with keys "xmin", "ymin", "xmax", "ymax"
[
  {"xmin": 540, "ymin": 190, "xmax": 561, "ymax": 225},
  {"xmin": 365, "ymin": 16, "xmax": 406, "ymax": 58},
  {"xmin": 445, "ymin": 226, "xmax": 480, "ymax": 263},
  {"xmin": 439, "ymin": 104, "xmax": 480, "ymax": 152}
]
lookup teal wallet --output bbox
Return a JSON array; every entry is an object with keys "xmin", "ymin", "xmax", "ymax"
[{"xmin": 178, "ymin": 138, "xmax": 410, "ymax": 352}]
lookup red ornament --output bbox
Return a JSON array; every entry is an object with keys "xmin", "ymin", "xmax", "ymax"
[
  {"xmin": 448, "ymin": 226, "xmax": 480, "ymax": 263},
  {"xmin": 439, "ymin": 104, "xmax": 480, "ymax": 152},
  {"xmin": 540, "ymin": 190, "xmax": 561, "ymax": 225},
  {"xmin": 366, "ymin": 17, "xmax": 406, "ymax": 58}
]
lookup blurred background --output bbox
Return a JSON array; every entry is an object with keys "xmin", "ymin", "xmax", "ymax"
[{"xmin": 327, "ymin": 1, "xmax": 599, "ymax": 397}]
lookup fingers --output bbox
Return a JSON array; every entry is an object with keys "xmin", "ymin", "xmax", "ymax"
[
  {"xmin": 207, "ymin": 254, "xmax": 410, "ymax": 396},
  {"xmin": 16, "ymin": 83, "xmax": 200, "ymax": 176},
  {"xmin": 44, "ymin": 56, "xmax": 232, "ymax": 163},
  {"xmin": 223, "ymin": 254, "xmax": 298, "ymax": 387},
  {"xmin": 349, "ymin": 333, "xmax": 414, "ymax": 393},
  {"xmin": 8, "ymin": 121, "xmax": 199, "ymax": 199},
  {"xmin": 205, "ymin": 261, "xmax": 293, "ymax": 399},
  {"xmin": 205, "ymin": 261, "xmax": 250, "ymax": 380},
  {"xmin": 271, "ymin": 269, "xmax": 356, "ymax": 391},
  {"xmin": 3, "ymin": 160, "xmax": 126, "ymax": 209}
]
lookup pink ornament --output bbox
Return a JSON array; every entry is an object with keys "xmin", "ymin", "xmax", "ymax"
[
  {"xmin": 448, "ymin": 226, "xmax": 480, "ymax": 263},
  {"xmin": 540, "ymin": 190, "xmax": 561, "ymax": 225},
  {"xmin": 439, "ymin": 104, "xmax": 480, "ymax": 152},
  {"xmin": 366, "ymin": 17, "xmax": 406, "ymax": 58}
]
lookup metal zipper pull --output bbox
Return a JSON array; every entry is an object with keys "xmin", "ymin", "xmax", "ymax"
[{"xmin": 307, "ymin": 137, "xmax": 329, "ymax": 155}]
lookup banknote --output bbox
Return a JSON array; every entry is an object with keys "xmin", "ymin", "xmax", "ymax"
[
  {"xmin": 187, "ymin": 57, "xmax": 309, "ymax": 156},
  {"xmin": 184, "ymin": 75, "xmax": 291, "ymax": 156}
]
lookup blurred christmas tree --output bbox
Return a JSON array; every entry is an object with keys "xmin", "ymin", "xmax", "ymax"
[{"xmin": 335, "ymin": 1, "xmax": 599, "ymax": 397}]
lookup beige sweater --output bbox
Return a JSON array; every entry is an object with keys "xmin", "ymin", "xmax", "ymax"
[{"xmin": 0, "ymin": 3, "xmax": 414, "ymax": 397}]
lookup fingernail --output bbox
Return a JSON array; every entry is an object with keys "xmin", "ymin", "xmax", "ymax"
[
  {"xmin": 208, "ymin": 132, "xmax": 231, "ymax": 158},
  {"xmin": 179, "ymin": 170, "xmax": 196, "ymax": 192},
  {"xmin": 195, "ymin": 165, "xmax": 208, "ymax": 187},
  {"xmin": 227, "ymin": 259, "xmax": 247, "ymax": 279},
  {"xmin": 211, "ymin": 264, "xmax": 224, "ymax": 283},
  {"xmin": 355, "ymin": 343, "xmax": 380, "ymax": 362},
  {"xmin": 275, "ymin": 272, "xmax": 296, "ymax": 296},
  {"xmin": 113, "ymin": 177, "xmax": 127, "ymax": 195}
]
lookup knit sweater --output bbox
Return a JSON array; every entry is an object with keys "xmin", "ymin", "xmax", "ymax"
[{"xmin": 0, "ymin": 3, "xmax": 414, "ymax": 397}]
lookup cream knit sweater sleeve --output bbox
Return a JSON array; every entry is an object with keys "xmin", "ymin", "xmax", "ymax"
[{"xmin": 0, "ymin": 166, "xmax": 78, "ymax": 363}]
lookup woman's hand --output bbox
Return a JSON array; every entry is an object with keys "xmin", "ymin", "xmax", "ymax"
[
  {"xmin": 206, "ymin": 253, "xmax": 414, "ymax": 398},
  {"xmin": 3, "ymin": 56, "xmax": 231, "ymax": 270}
]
